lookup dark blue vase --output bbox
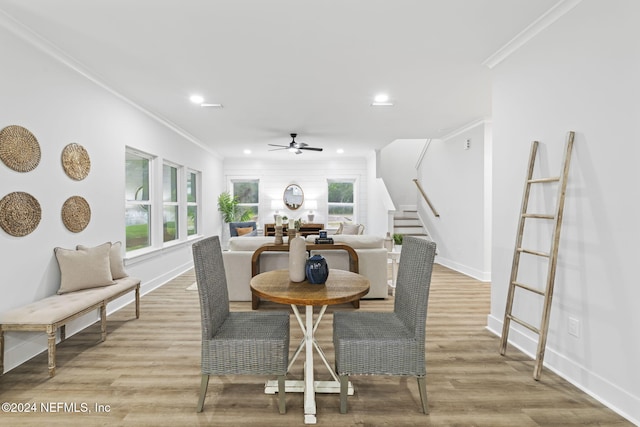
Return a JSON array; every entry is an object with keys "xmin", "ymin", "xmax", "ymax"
[{"xmin": 305, "ymin": 255, "xmax": 329, "ymax": 284}]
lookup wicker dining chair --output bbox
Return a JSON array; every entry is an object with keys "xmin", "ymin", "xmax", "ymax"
[
  {"xmin": 192, "ymin": 236, "xmax": 290, "ymax": 414},
  {"xmin": 333, "ymin": 236, "xmax": 437, "ymax": 414}
]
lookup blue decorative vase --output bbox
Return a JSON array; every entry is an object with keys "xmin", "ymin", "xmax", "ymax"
[{"xmin": 305, "ymin": 255, "xmax": 329, "ymax": 284}]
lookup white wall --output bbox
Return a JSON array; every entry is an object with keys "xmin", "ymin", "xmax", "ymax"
[
  {"xmin": 418, "ymin": 123, "xmax": 490, "ymax": 281},
  {"xmin": 223, "ymin": 157, "xmax": 373, "ymax": 233},
  {"xmin": 379, "ymin": 139, "xmax": 426, "ymax": 209},
  {"xmin": 487, "ymin": 1, "xmax": 639, "ymax": 423},
  {"xmin": 0, "ymin": 21, "xmax": 222, "ymax": 372}
]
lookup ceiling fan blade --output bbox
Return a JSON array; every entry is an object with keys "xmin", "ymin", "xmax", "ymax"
[
  {"xmin": 268, "ymin": 144, "xmax": 288, "ymax": 148},
  {"xmin": 268, "ymin": 147, "xmax": 288, "ymax": 151},
  {"xmin": 299, "ymin": 146, "xmax": 323, "ymax": 151}
]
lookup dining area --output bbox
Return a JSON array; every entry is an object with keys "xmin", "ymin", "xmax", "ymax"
[{"xmin": 191, "ymin": 234, "xmax": 437, "ymax": 424}]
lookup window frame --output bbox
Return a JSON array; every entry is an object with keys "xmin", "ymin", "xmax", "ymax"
[
  {"xmin": 125, "ymin": 148, "xmax": 155, "ymax": 253},
  {"xmin": 327, "ymin": 178, "xmax": 357, "ymax": 228},
  {"xmin": 162, "ymin": 161, "xmax": 180, "ymax": 244},
  {"xmin": 231, "ymin": 178, "xmax": 260, "ymax": 221}
]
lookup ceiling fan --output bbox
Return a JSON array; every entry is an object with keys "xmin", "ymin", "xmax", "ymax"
[{"xmin": 268, "ymin": 133, "xmax": 323, "ymax": 154}]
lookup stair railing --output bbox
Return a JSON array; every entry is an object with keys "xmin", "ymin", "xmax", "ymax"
[{"xmin": 412, "ymin": 179, "xmax": 440, "ymax": 218}]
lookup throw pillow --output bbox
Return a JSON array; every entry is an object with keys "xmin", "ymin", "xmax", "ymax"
[
  {"xmin": 236, "ymin": 226, "xmax": 255, "ymax": 236},
  {"xmin": 340, "ymin": 223, "xmax": 364, "ymax": 235},
  {"xmin": 55, "ymin": 242, "xmax": 116, "ymax": 294},
  {"xmin": 78, "ymin": 241, "xmax": 128, "ymax": 280}
]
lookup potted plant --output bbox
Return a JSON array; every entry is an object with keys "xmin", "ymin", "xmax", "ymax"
[
  {"xmin": 217, "ymin": 191, "xmax": 253, "ymax": 223},
  {"xmin": 217, "ymin": 192, "xmax": 253, "ymax": 248},
  {"xmin": 393, "ymin": 233, "xmax": 403, "ymax": 251}
]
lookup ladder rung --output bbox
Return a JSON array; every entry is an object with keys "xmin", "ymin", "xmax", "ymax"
[
  {"xmin": 518, "ymin": 248, "xmax": 550, "ymax": 258},
  {"xmin": 507, "ymin": 314, "xmax": 540, "ymax": 334},
  {"xmin": 512, "ymin": 281, "xmax": 546, "ymax": 296},
  {"xmin": 528, "ymin": 177, "xmax": 560, "ymax": 183},
  {"xmin": 522, "ymin": 213, "xmax": 555, "ymax": 219}
]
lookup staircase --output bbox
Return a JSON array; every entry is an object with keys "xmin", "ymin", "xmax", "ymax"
[{"xmin": 393, "ymin": 207, "xmax": 428, "ymax": 239}]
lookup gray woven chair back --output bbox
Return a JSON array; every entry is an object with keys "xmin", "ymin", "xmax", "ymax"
[
  {"xmin": 192, "ymin": 236, "xmax": 230, "ymax": 340},
  {"xmin": 393, "ymin": 236, "xmax": 437, "ymax": 342}
]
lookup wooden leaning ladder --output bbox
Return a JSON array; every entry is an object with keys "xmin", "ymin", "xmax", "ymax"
[{"xmin": 499, "ymin": 131, "xmax": 575, "ymax": 380}]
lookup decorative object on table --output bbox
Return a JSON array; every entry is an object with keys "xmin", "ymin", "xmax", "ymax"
[
  {"xmin": 274, "ymin": 215, "xmax": 284, "ymax": 244},
  {"xmin": 287, "ymin": 218, "xmax": 297, "ymax": 241},
  {"xmin": 283, "ymin": 183, "xmax": 303, "ymax": 210},
  {"xmin": 274, "ymin": 225, "xmax": 284, "ymax": 244},
  {"xmin": 0, "ymin": 191, "xmax": 41, "ymax": 236},
  {"xmin": 319, "ymin": 230, "xmax": 328, "ymax": 239},
  {"xmin": 305, "ymin": 254, "xmax": 329, "ymax": 284},
  {"xmin": 305, "ymin": 200, "xmax": 317, "ymax": 222},
  {"xmin": 0, "ymin": 125, "xmax": 41, "ymax": 172},
  {"xmin": 61, "ymin": 143, "xmax": 91, "ymax": 180},
  {"xmin": 61, "ymin": 195, "xmax": 91, "ymax": 232},
  {"xmin": 384, "ymin": 232, "xmax": 394, "ymax": 252},
  {"xmin": 288, "ymin": 234, "xmax": 307, "ymax": 282},
  {"xmin": 315, "ymin": 236, "xmax": 334, "ymax": 244}
]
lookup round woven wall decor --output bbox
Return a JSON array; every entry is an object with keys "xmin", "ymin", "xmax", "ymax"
[
  {"xmin": 0, "ymin": 192, "xmax": 42, "ymax": 237},
  {"xmin": 61, "ymin": 143, "xmax": 91, "ymax": 180},
  {"xmin": 61, "ymin": 195, "xmax": 91, "ymax": 233},
  {"xmin": 0, "ymin": 125, "xmax": 41, "ymax": 172}
]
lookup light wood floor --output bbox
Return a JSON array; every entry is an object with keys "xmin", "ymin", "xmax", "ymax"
[{"xmin": 0, "ymin": 265, "xmax": 632, "ymax": 426}]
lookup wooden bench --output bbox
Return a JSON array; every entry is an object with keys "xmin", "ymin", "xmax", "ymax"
[{"xmin": 0, "ymin": 277, "xmax": 140, "ymax": 377}]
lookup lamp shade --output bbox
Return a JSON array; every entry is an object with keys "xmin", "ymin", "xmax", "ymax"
[{"xmin": 305, "ymin": 200, "xmax": 318, "ymax": 211}]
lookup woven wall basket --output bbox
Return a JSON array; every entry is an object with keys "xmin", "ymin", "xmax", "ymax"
[
  {"xmin": 0, "ymin": 125, "xmax": 41, "ymax": 172},
  {"xmin": 61, "ymin": 143, "xmax": 91, "ymax": 180},
  {"xmin": 0, "ymin": 192, "xmax": 42, "ymax": 237},
  {"xmin": 61, "ymin": 196, "xmax": 91, "ymax": 233}
]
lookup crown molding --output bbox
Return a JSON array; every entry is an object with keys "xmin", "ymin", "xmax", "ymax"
[
  {"xmin": 483, "ymin": 0, "xmax": 583, "ymax": 69},
  {"xmin": 0, "ymin": 9, "xmax": 221, "ymax": 160}
]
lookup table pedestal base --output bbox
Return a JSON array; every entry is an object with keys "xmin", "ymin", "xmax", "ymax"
[{"xmin": 264, "ymin": 379, "xmax": 354, "ymax": 395}]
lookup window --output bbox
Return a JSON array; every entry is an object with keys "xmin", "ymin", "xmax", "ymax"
[
  {"xmin": 187, "ymin": 170, "xmax": 199, "ymax": 236},
  {"xmin": 232, "ymin": 180, "xmax": 259, "ymax": 220},
  {"xmin": 327, "ymin": 179, "xmax": 355, "ymax": 228},
  {"xmin": 125, "ymin": 150, "xmax": 152, "ymax": 251},
  {"xmin": 163, "ymin": 163, "xmax": 179, "ymax": 243}
]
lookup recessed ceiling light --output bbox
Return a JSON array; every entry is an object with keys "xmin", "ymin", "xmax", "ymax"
[
  {"xmin": 372, "ymin": 93, "xmax": 393, "ymax": 106},
  {"xmin": 337, "ymin": 148, "xmax": 344, "ymax": 154},
  {"xmin": 374, "ymin": 94, "xmax": 389, "ymax": 103},
  {"xmin": 190, "ymin": 95, "xmax": 204, "ymax": 104},
  {"xmin": 243, "ymin": 149, "xmax": 251, "ymax": 155}
]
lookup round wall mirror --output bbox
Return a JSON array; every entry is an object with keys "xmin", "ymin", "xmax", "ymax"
[{"xmin": 283, "ymin": 184, "xmax": 304, "ymax": 210}]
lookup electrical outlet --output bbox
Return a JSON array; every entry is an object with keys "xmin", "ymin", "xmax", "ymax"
[{"xmin": 568, "ymin": 317, "xmax": 580, "ymax": 338}]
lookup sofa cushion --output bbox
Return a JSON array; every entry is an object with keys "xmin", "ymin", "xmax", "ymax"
[
  {"xmin": 55, "ymin": 242, "xmax": 116, "ymax": 294},
  {"xmin": 236, "ymin": 226, "xmax": 255, "ymax": 236}
]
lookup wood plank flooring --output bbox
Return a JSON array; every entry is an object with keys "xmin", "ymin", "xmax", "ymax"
[{"xmin": 0, "ymin": 265, "xmax": 632, "ymax": 426}]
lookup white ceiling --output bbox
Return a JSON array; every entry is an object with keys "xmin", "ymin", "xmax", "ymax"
[{"xmin": 0, "ymin": 0, "xmax": 559, "ymax": 159}]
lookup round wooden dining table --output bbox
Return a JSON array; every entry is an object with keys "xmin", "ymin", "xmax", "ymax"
[{"xmin": 250, "ymin": 268, "xmax": 370, "ymax": 425}]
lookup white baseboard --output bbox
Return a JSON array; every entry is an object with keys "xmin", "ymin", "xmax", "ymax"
[
  {"xmin": 435, "ymin": 256, "xmax": 491, "ymax": 282},
  {"xmin": 486, "ymin": 315, "xmax": 639, "ymax": 426}
]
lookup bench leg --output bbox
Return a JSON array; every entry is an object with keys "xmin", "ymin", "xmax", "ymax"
[
  {"xmin": 135, "ymin": 285, "xmax": 140, "ymax": 319},
  {"xmin": 0, "ymin": 327, "xmax": 4, "ymax": 375},
  {"xmin": 46, "ymin": 325, "xmax": 56, "ymax": 377},
  {"xmin": 100, "ymin": 304, "xmax": 107, "ymax": 342}
]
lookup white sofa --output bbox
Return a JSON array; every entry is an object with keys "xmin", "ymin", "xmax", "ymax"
[{"xmin": 222, "ymin": 235, "xmax": 389, "ymax": 301}]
